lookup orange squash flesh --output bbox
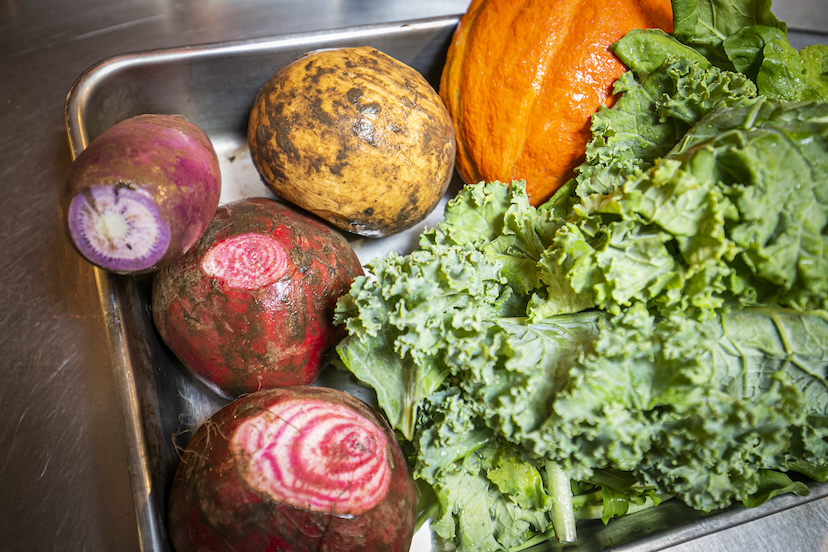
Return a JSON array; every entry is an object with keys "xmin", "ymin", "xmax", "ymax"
[{"xmin": 440, "ymin": 0, "xmax": 674, "ymax": 206}]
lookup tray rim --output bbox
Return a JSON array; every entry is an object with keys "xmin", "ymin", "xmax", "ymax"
[
  {"xmin": 63, "ymin": 15, "xmax": 464, "ymax": 552},
  {"xmin": 64, "ymin": 13, "xmax": 463, "ymax": 153},
  {"xmin": 62, "ymin": 15, "xmax": 828, "ymax": 552}
]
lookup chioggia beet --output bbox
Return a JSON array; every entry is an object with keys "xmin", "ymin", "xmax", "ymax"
[
  {"xmin": 151, "ymin": 197, "xmax": 363, "ymax": 398},
  {"xmin": 58, "ymin": 114, "xmax": 221, "ymax": 274},
  {"xmin": 167, "ymin": 386, "xmax": 418, "ymax": 552}
]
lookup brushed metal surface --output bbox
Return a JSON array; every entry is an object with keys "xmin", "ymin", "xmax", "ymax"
[
  {"xmin": 0, "ymin": 3, "xmax": 470, "ymax": 552},
  {"xmin": 2, "ymin": 1, "xmax": 828, "ymax": 551},
  {"xmin": 64, "ymin": 17, "xmax": 466, "ymax": 552}
]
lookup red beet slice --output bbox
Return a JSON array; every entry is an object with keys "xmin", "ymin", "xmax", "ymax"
[
  {"xmin": 151, "ymin": 197, "xmax": 363, "ymax": 398},
  {"xmin": 59, "ymin": 114, "xmax": 221, "ymax": 274},
  {"xmin": 167, "ymin": 386, "xmax": 417, "ymax": 552}
]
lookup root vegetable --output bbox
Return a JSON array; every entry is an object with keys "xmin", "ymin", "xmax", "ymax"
[
  {"xmin": 151, "ymin": 197, "xmax": 363, "ymax": 398},
  {"xmin": 59, "ymin": 114, "xmax": 221, "ymax": 274},
  {"xmin": 248, "ymin": 46, "xmax": 456, "ymax": 237},
  {"xmin": 167, "ymin": 386, "xmax": 417, "ymax": 552}
]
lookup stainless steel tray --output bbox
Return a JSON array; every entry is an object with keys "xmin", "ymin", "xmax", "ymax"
[{"xmin": 63, "ymin": 16, "xmax": 828, "ymax": 552}]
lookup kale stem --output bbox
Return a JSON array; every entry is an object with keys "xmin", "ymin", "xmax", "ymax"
[
  {"xmin": 546, "ymin": 461, "xmax": 578, "ymax": 543},
  {"xmin": 572, "ymin": 489, "xmax": 604, "ymax": 521},
  {"xmin": 414, "ymin": 496, "xmax": 440, "ymax": 533}
]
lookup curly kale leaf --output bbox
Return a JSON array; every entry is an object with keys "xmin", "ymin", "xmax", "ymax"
[{"xmin": 671, "ymin": 0, "xmax": 786, "ymax": 70}]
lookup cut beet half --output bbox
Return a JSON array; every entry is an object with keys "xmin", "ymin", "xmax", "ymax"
[
  {"xmin": 150, "ymin": 197, "xmax": 365, "ymax": 397},
  {"xmin": 67, "ymin": 184, "xmax": 171, "ymax": 273},
  {"xmin": 232, "ymin": 398, "xmax": 391, "ymax": 516},
  {"xmin": 166, "ymin": 386, "xmax": 418, "ymax": 552},
  {"xmin": 201, "ymin": 232, "xmax": 288, "ymax": 290}
]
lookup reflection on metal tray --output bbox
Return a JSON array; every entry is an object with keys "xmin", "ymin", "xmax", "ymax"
[{"xmin": 63, "ymin": 16, "xmax": 828, "ymax": 552}]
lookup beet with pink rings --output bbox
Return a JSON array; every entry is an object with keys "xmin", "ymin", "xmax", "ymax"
[
  {"xmin": 167, "ymin": 386, "xmax": 417, "ymax": 552},
  {"xmin": 151, "ymin": 197, "xmax": 363, "ymax": 397},
  {"xmin": 58, "ymin": 114, "xmax": 221, "ymax": 274}
]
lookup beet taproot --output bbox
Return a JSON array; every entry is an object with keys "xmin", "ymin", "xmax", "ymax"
[
  {"xmin": 167, "ymin": 386, "xmax": 417, "ymax": 552},
  {"xmin": 151, "ymin": 197, "xmax": 363, "ymax": 398},
  {"xmin": 59, "ymin": 114, "xmax": 221, "ymax": 274},
  {"xmin": 248, "ymin": 46, "xmax": 456, "ymax": 238}
]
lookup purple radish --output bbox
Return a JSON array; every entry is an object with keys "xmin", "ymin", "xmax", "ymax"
[{"xmin": 59, "ymin": 114, "xmax": 221, "ymax": 274}]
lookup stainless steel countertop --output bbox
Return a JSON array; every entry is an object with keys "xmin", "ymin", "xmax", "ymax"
[{"xmin": 1, "ymin": 1, "xmax": 826, "ymax": 550}]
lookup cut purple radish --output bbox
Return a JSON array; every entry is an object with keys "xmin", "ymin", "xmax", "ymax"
[
  {"xmin": 59, "ymin": 114, "xmax": 221, "ymax": 275},
  {"xmin": 167, "ymin": 386, "xmax": 417, "ymax": 552},
  {"xmin": 67, "ymin": 184, "xmax": 171, "ymax": 273}
]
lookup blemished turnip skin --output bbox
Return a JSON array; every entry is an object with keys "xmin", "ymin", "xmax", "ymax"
[
  {"xmin": 151, "ymin": 197, "xmax": 363, "ymax": 398},
  {"xmin": 58, "ymin": 114, "xmax": 221, "ymax": 274},
  {"xmin": 167, "ymin": 386, "xmax": 418, "ymax": 552},
  {"xmin": 248, "ymin": 46, "xmax": 456, "ymax": 238}
]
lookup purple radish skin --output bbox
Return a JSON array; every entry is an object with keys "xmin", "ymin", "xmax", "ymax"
[{"xmin": 59, "ymin": 114, "xmax": 221, "ymax": 274}]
